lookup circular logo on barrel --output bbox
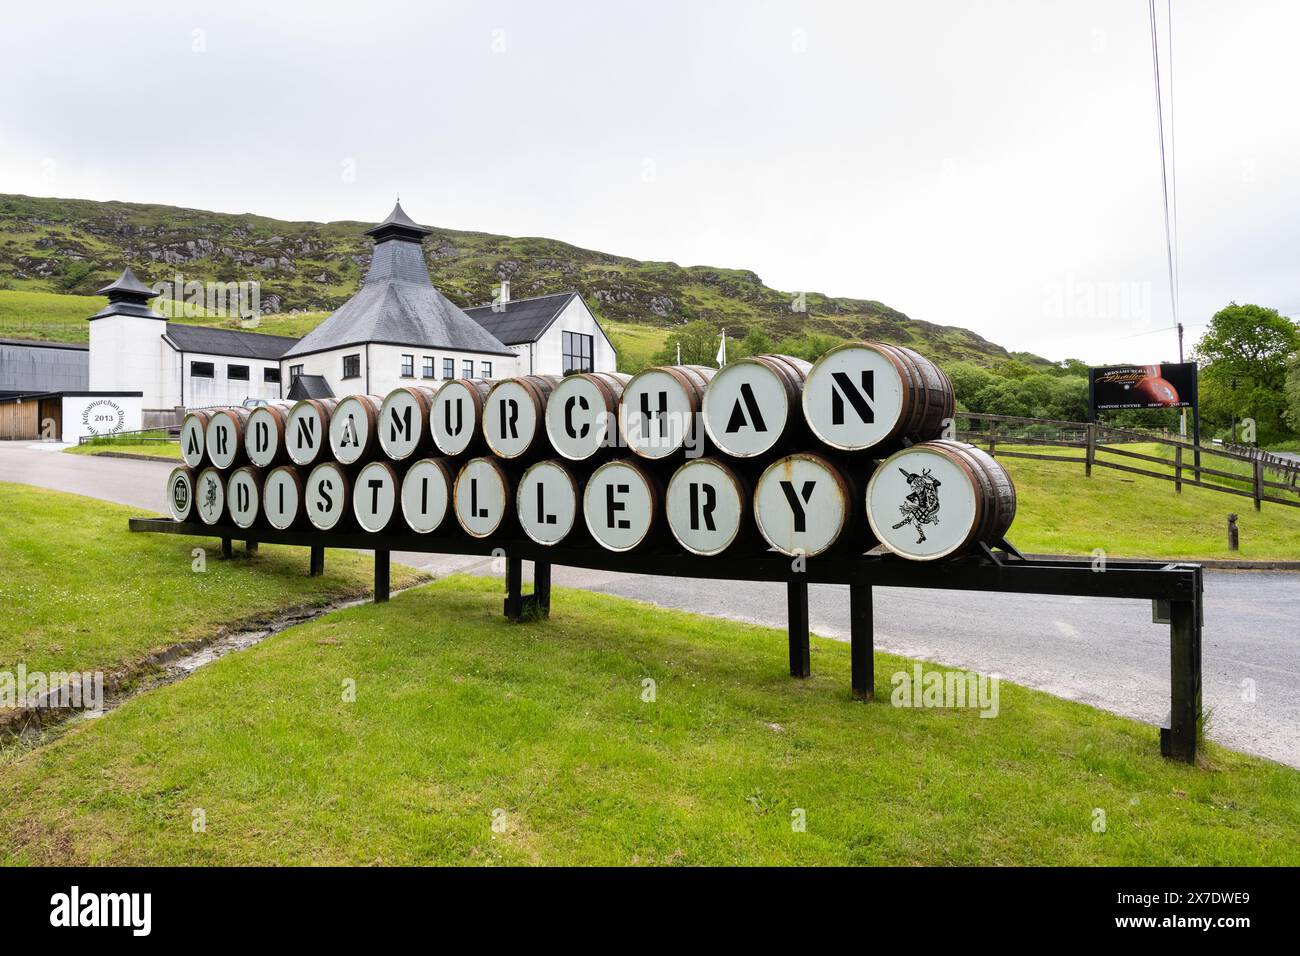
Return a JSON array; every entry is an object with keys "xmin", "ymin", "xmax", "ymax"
[
  {"xmin": 168, "ymin": 469, "xmax": 192, "ymax": 521},
  {"xmin": 702, "ymin": 360, "xmax": 791, "ymax": 458},
  {"xmin": 666, "ymin": 459, "xmax": 745, "ymax": 555},
  {"xmin": 306, "ymin": 462, "xmax": 348, "ymax": 531},
  {"xmin": 245, "ymin": 407, "xmax": 281, "ymax": 468},
  {"xmin": 227, "ymin": 469, "xmax": 260, "ymax": 529},
  {"xmin": 545, "ymin": 376, "xmax": 612, "ymax": 461},
  {"xmin": 379, "ymin": 389, "xmax": 427, "ymax": 461},
  {"xmin": 431, "ymin": 382, "xmax": 478, "ymax": 456},
  {"xmin": 204, "ymin": 412, "xmax": 240, "ymax": 469},
  {"xmin": 802, "ymin": 344, "xmax": 905, "ymax": 451},
  {"xmin": 754, "ymin": 454, "xmax": 847, "ymax": 557},
  {"xmin": 180, "ymin": 415, "xmax": 206, "ymax": 468},
  {"xmin": 620, "ymin": 370, "xmax": 696, "ymax": 459},
  {"xmin": 517, "ymin": 461, "xmax": 577, "ymax": 545},
  {"xmin": 584, "ymin": 460, "xmax": 655, "ymax": 551},
  {"xmin": 866, "ymin": 446, "xmax": 976, "ymax": 561},
  {"xmin": 287, "ymin": 402, "xmax": 327, "ymax": 466},
  {"xmin": 400, "ymin": 459, "xmax": 451, "ymax": 533},
  {"xmin": 330, "ymin": 397, "xmax": 373, "ymax": 465},
  {"xmin": 454, "ymin": 458, "xmax": 508, "ymax": 538},
  {"xmin": 196, "ymin": 468, "xmax": 226, "ymax": 525},
  {"xmin": 483, "ymin": 380, "xmax": 540, "ymax": 459},
  {"xmin": 263, "ymin": 467, "xmax": 300, "ymax": 530},
  {"xmin": 353, "ymin": 461, "xmax": 397, "ymax": 533}
]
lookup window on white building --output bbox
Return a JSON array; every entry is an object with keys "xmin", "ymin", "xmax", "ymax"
[
  {"xmin": 342, "ymin": 354, "xmax": 361, "ymax": 379},
  {"xmin": 563, "ymin": 331, "xmax": 594, "ymax": 373},
  {"xmin": 422, "ymin": 356, "xmax": 434, "ymax": 378},
  {"xmin": 462, "ymin": 359, "xmax": 474, "ymax": 379},
  {"xmin": 228, "ymin": 365, "xmax": 250, "ymax": 381},
  {"xmin": 482, "ymin": 362, "xmax": 493, "ymax": 379},
  {"xmin": 264, "ymin": 367, "xmax": 281, "ymax": 383},
  {"xmin": 289, "ymin": 364, "xmax": 303, "ymax": 384},
  {"xmin": 400, "ymin": 354, "xmax": 414, "ymax": 378},
  {"xmin": 443, "ymin": 358, "xmax": 454, "ymax": 379},
  {"xmin": 191, "ymin": 361, "xmax": 215, "ymax": 378}
]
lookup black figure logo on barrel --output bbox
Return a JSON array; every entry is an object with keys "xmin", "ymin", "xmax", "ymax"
[
  {"xmin": 892, "ymin": 467, "xmax": 941, "ymax": 543},
  {"xmin": 203, "ymin": 474, "xmax": 219, "ymax": 512}
]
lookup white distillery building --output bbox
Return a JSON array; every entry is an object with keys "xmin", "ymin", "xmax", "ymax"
[{"xmin": 84, "ymin": 202, "xmax": 617, "ymax": 422}]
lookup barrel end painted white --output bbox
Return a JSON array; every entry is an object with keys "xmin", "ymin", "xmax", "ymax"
[
  {"xmin": 666, "ymin": 458, "xmax": 746, "ymax": 555},
  {"xmin": 400, "ymin": 458, "xmax": 452, "ymax": 533},
  {"xmin": 753, "ymin": 454, "xmax": 851, "ymax": 557},
  {"xmin": 352, "ymin": 461, "xmax": 399, "ymax": 533},
  {"xmin": 865, "ymin": 445, "xmax": 979, "ymax": 560},
  {"xmin": 517, "ymin": 461, "xmax": 579, "ymax": 545},
  {"xmin": 701, "ymin": 360, "xmax": 791, "ymax": 458},
  {"xmin": 453, "ymin": 458, "xmax": 510, "ymax": 538},
  {"xmin": 583, "ymin": 460, "xmax": 657, "ymax": 551}
]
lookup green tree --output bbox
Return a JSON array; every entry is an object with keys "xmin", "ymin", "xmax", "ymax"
[
  {"xmin": 653, "ymin": 320, "xmax": 720, "ymax": 366},
  {"xmin": 1193, "ymin": 302, "xmax": 1300, "ymax": 441},
  {"xmin": 735, "ymin": 327, "xmax": 774, "ymax": 359}
]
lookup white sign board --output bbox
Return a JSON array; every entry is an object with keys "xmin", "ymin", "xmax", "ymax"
[{"xmin": 61, "ymin": 394, "xmax": 143, "ymax": 444}]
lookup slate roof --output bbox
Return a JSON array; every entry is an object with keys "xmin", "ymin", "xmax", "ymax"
[
  {"xmin": 89, "ymin": 266, "xmax": 164, "ymax": 321},
  {"xmin": 287, "ymin": 374, "xmax": 334, "ymax": 400},
  {"xmin": 462, "ymin": 291, "xmax": 578, "ymax": 346},
  {"xmin": 164, "ymin": 324, "xmax": 300, "ymax": 360},
  {"xmin": 283, "ymin": 204, "xmax": 514, "ymax": 359}
]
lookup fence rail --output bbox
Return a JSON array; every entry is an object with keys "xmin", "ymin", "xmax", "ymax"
[{"xmin": 955, "ymin": 412, "xmax": 1300, "ymax": 511}]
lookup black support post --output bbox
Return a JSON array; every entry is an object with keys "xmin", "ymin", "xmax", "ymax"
[
  {"xmin": 220, "ymin": 537, "xmax": 232, "ymax": 559},
  {"xmin": 503, "ymin": 555, "xmax": 523, "ymax": 621},
  {"xmin": 850, "ymin": 583, "xmax": 874, "ymax": 700},
  {"xmin": 532, "ymin": 561, "xmax": 551, "ymax": 617},
  {"xmin": 787, "ymin": 578, "xmax": 810, "ymax": 678},
  {"xmin": 1160, "ymin": 568, "xmax": 1203, "ymax": 763},
  {"xmin": 309, "ymin": 545, "xmax": 325, "ymax": 577},
  {"xmin": 374, "ymin": 549, "xmax": 390, "ymax": 603},
  {"xmin": 245, "ymin": 540, "xmax": 258, "ymax": 555}
]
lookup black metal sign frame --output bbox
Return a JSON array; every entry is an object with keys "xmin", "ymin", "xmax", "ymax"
[{"xmin": 127, "ymin": 517, "xmax": 1204, "ymax": 764}]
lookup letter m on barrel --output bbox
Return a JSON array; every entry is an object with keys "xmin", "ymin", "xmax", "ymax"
[{"xmin": 831, "ymin": 370, "xmax": 874, "ymax": 425}]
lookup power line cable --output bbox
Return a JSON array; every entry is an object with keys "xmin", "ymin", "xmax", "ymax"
[{"xmin": 1148, "ymin": 0, "xmax": 1180, "ymax": 356}]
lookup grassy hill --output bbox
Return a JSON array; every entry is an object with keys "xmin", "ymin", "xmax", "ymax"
[{"xmin": 0, "ymin": 193, "xmax": 1040, "ymax": 369}]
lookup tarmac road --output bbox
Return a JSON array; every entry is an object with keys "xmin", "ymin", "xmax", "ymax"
[{"xmin": 3, "ymin": 440, "xmax": 1297, "ymax": 768}]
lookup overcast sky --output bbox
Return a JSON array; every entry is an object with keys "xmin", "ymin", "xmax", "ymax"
[{"xmin": 2, "ymin": 0, "xmax": 1296, "ymax": 363}]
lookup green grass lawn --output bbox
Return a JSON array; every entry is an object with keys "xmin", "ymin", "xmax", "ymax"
[
  {"xmin": 993, "ymin": 444, "xmax": 1300, "ymax": 561},
  {"xmin": 0, "ymin": 483, "xmax": 423, "ymax": 677},
  {"xmin": 2, "ymin": 573, "xmax": 1297, "ymax": 865},
  {"xmin": 63, "ymin": 432, "xmax": 180, "ymax": 459}
]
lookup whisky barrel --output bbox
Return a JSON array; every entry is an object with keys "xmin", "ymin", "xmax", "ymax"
[
  {"xmin": 227, "ymin": 465, "xmax": 265, "ymax": 530},
  {"xmin": 195, "ymin": 466, "xmax": 229, "ymax": 526},
  {"xmin": 305, "ymin": 461, "xmax": 351, "ymax": 532},
  {"xmin": 753, "ymin": 452, "xmax": 868, "ymax": 557},
  {"xmin": 702, "ymin": 355, "xmax": 812, "ymax": 458},
  {"xmin": 352, "ymin": 460, "xmax": 402, "ymax": 533},
  {"xmin": 517, "ymin": 460, "xmax": 582, "ymax": 546},
  {"xmin": 245, "ymin": 404, "xmax": 290, "ymax": 468},
  {"xmin": 665, "ymin": 457, "xmax": 755, "ymax": 556},
  {"xmin": 263, "ymin": 465, "xmax": 305, "ymax": 531},
  {"xmin": 165, "ymin": 465, "xmax": 197, "ymax": 522},
  {"xmin": 286, "ymin": 398, "xmax": 338, "ymax": 467},
  {"xmin": 379, "ymin": 385, "xmax": 437, "ymax": 462},
  {"xmin": 205, "ymin": 407, "xmax": 252, "ymax": 469},
  {"xmin": 544, "ymin": 372, "xmax": 631, "ymax": 461},
  {"xmin": 483, "ymin": 375, "xmax": 561, "ymax": 459},
  {"xmin": 179, "ymin": 411, "xmax": 211, "ymax": 468},
  {"xmin": 453, "ymin": 456, "xmax": 513, "ymax": 538},
  {"xmin": 329, "ymin": 394, "xmax": 384, "ymax": 465},
  {"xmin": 431, "ymin": 379, "xmax": 492, "ymax": 456},
  {"xmin": 583, "ymin": 457, "xmax": 663, "ymax": 551},
  {"xmin": 802, "ymin": 342, "xmax": 955, "ymax": 453},
  {"xmin": 865, "ymin": 440, "xmax": 1016, "ymax": 561},
  {"xmin": 619, "ymin": 365, "xmax": 716, "ymax": 459},
  {"xmin": 400, "ymin": 457, "xmax": 456, "ymax": 534}
]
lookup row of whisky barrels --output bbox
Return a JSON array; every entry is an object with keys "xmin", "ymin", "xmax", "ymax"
[
  {"xmin": 165, "ymin": 438, "xmax": 1014, "ymax": 561},
  {"xmin": 179, "ymin": 342, "xmax": 956, "ymax": 472}
]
